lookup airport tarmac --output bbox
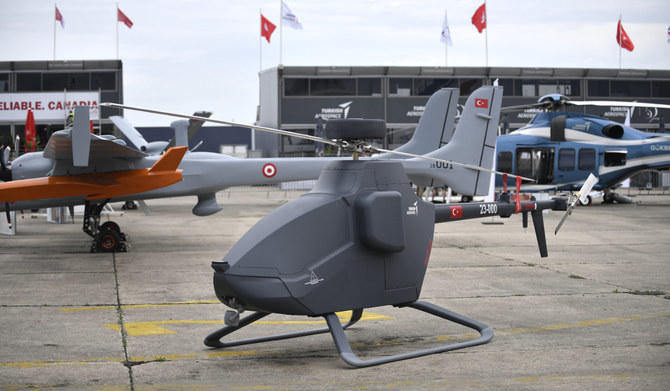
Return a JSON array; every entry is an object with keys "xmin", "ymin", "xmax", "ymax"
[{"xmin": 1, "ymin": 190, "xmax": 669, "ymax": 390}]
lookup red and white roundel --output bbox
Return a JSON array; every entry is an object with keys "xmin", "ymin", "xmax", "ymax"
[{"xmin": 262, "ymin": 163, "xmax": 277, "ymax": 178}]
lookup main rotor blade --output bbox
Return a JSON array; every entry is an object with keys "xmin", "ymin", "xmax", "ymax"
[
  {"xmin": 501, "ymin": 102, "xmax": 548, "ymax": 112},
  {"xmin": 567, "ymin": 100, "xmax": 670, "ymax": 110},
  {"xmin": 371, "ymin": 146, "xmax": 536, "ymax": 182},
  {"xmin": 100, "ymin": 103, "xmax": 342, "ymax": 148}
]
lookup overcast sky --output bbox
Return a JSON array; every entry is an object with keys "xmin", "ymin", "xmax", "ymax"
[{"xmin": 1, "ymin": 0, "xmax": 669, "ymax": 126}]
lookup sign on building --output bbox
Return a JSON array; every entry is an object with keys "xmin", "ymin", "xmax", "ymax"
[{"xmin": 0, "ymin": 92, "xmax": 100, "ymax": 122}]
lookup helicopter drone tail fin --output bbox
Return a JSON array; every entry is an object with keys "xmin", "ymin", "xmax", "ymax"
[
  {"xmin": 406, "ymin": 86, "xmax": 503, "ymax": 196},
  {"xmin": 378, "ymin": 88, "xmax": 459, "ymax": 157}
]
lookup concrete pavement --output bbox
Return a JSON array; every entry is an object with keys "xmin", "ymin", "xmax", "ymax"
[{"xmin": 1, "ymin": 191, "xmax": 669, "ymax": 390}]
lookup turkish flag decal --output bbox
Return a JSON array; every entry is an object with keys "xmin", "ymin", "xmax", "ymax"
[
  {"xmin": 449, "ymin": 205, "xmax": 463, "ymax": 219},
  {"xmin": 475, "ymin": 98, "xmax": 488, "ymax": 108}
]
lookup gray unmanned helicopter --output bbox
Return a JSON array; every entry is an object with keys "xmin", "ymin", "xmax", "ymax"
[{"xmin": 113, "ymin": 86, "xmax": 584, "ymax": 368}]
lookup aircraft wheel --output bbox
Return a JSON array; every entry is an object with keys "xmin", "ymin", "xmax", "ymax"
[
  {"xmin": 603, "ymin": 193, "xmax": 613, "ymax": 204},
  {"xmin": 461, "ymin": 195, "xmax": 473, "ymax": 203},
  {"xmin": 97, "ymin": 229, "xmax": 121, "ymax": 253},
  {"xmin": 100, "ymin": 221, "xmax": 126, "ymax": 241},
  {"xmin": 579, "ymin": 195, "xmax": 592, "ymax": 206}
]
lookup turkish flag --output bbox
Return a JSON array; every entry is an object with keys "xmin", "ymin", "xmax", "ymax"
[
  {"xmin": 261, "ymin": 14, "xmax": 276, "ymax": 43},
  {"xmin": 471, "ymin": 3, "xmax": 486, "ymax": 33},
  {"xmin": 25, "ymin": 109, "xmax": 36, "ymax": 153},
  {"xmin": 449, "ymin": 205, "xmax": 463, "ymax": 219},
  {"xmin": 118, "ymin": 8, "xmax": 133, "ymax": 28},
  {"xmin": 616, "ymin": 20, "xmax": 634, "ymax": 52},
  {"xmin": 475, "ymin": 98, "xmax": 489, "ymax": 108},
  {"xmin": 55, "ymin": 6, "xmax": 64, "ymax": 28}
]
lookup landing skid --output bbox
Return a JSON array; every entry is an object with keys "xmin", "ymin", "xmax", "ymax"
[
  {"xmin": 204, "ymin": 309, "xmax": 363, "ymax": 349},
  {"xmin": 204, "ymin": 301, "xmax": 493, "ymax": 368},
  {"xmin": 83, "ymin": 201, "xmax": 128, "ymax": 253}
]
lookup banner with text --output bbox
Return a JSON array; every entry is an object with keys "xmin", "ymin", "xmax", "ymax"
[{"xmin": 0, "ymin": 92, "xmax": 100, "ymax": 122}]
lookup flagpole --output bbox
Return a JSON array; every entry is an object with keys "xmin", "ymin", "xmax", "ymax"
[
  {"xmin": 259, "ymin": 9, "xmax": 262, "ymax": 73},
  {"xmin": 279, "ymin": 0, "xmax": 283, "ymax": 65},
  {"xmin": 116, "ymin": 3, "xmax": 120, "ymax": 59},
  {"xmin": 53, "ymin": 3, "xmax": 57, "ymax": 61},
  {"xmin": 484, "ymin": 0, "xmax": 488, "ymax": 67}
]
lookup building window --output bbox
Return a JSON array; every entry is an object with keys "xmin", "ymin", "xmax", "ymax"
[
  {"xmin": 497, "ymin": 151, "xmax": 513, "ymax": 173},
  {"xmin": 16, "ymin": 73, "xmax": 41, "ymax": 91},
  {"xmin": 357, "ymin": 78, "xmax": 381, "ymax": 96},
  {"xmin": 652, "ymin": 81, "xmax": 670, "ymax": 98},
  {"xmin": 284, "ymin": 78, "xmax": 308, "ymax": 96},
  {"xmin": 413, "ymin": 78, "xmax": 457, "ymax": 96},
  {"xmin": 389, "ymin": 78, "xmax": 412, "ymax": 96},
  {"xmin": 0, "ymin": 73, "xmax": 8, "ymax": 92},
  {"xmin": 558, "ymin": 148, "xmax": 575, "ymax": 171},
  {"xmin": 310, "ymin": 78, "xmax": 355, "ymax": 96},
  {"xmin": 498, "ymin": 79, "xmax": 515, "ymax": 96},
  {"xmin": 43, "ymin": 72, "xmax": 90, "ymax": 91},
  {"xmin": 588, "ymin": 80, "xmax": 609, "ymax": 97},
  {"xmin": 611, "ymin": 80, "xmax": 650, "ymax": 97},
  {"xmin": 460, "ymin": 78, "xmax": 483, "ymax": 95},
  {"xmin": 578, "ymin": 148, "xmax": 596, "ymax": 171},
  {"xmin": 91, "ymin": 72, "xmax": 116, "ymax": 90}
]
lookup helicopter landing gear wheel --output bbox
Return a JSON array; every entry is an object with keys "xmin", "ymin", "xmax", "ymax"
[{"xmin": 578, "ymin": 195, "xmax": 592, "ymax": 206}]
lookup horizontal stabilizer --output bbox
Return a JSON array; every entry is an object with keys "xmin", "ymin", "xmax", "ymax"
[{"xmin": 149, "ymin": 146, "xmax": 187, "ymax": 173}]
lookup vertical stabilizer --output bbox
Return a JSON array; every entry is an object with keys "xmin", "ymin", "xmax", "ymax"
[{"xmin": 405, "ymin": 86, "xmax": 503, "ymax": 196}]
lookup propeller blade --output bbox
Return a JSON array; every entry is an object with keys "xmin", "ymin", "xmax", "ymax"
[
  {"xmin": 567, "ymin": 100, "xmax": 670, "ymax": 110},
  {"xmin": 554, "ymin": 173, "xmax": 598, "ymax": 235},
  {"xmin": 101, "ymin": 103, "xmax": 343, "ymax": 148}
]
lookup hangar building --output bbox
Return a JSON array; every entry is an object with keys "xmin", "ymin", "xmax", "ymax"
[{"xmin": 256, "ymin": 66, "xmax": 670, "ymax": 157}]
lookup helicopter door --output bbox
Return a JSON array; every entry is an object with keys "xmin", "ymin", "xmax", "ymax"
[{"xmin": 515, "ymin": 147, "xmax": 555, "ymax": 184}]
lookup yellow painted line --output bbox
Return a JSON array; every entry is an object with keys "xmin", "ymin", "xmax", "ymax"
[
  {"xmin": 60, "ymin": 300, "xmax": 220, "ymax": 312},
  {"xmin": 498, "ymin": 312, "xmax": 670, "ymax": 336},
  {"xmin": 104, "ymin": 310, "xmax": 392, "ymax": 336}
]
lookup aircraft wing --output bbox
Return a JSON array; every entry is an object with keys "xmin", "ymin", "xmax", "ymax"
[{"xmin": 0, "ymin": 146, "xmax": 186, "ymax": 203}]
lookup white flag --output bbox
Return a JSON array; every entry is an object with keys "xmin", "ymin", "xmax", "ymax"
[
  {"xmin": 440, "ymin": 12, "xmax": 453, "ymax": 46},
  {"xmin": 282, "ymin": 1, "xmax": 303, "ymax": 30}
]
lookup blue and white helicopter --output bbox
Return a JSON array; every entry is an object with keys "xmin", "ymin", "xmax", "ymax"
[{"xmin": 495, "ymin": 94, "xmax": 670, "ymax": 204}]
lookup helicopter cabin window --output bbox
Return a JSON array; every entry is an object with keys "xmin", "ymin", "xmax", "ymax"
[
  {"xmin": 515, "ymin": 147, "xmax": 554, "ymax": 184},
  {"xmin": 558, "ymin": 148, "xmax": 576, "ymax": 171},
  {"xmin": 578, "ymin": 148, "xmax": 596, "ymax": 171},
  {"xmin": 497, "ymin": 151, "xmax": 513, "ymax": 173},
  {"xmin": 604, "ymin": 150, "xmax": 627, "ymax": 167}
]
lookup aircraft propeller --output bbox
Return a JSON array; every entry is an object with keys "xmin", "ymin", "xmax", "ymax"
[
  {"xmin": 554, "ymin": 173, "xmax": 599, "ymax": 235},
  {"xmin": 101, "ymin": 102, "xmax": 536, "ymax": 183}
]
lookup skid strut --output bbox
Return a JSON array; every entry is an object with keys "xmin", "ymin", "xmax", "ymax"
[
  {"xmin": 204, "ymin": 302, "xmax": 492, "ymax": 368},
  {"xmin": 204, "ymin": 309, "xmax": 363, "ymax": 349}
]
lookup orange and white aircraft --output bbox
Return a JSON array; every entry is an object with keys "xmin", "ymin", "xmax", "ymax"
[{"xmin": 0, "ymin": 106, "xmax": 186, "ymax": 252}]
